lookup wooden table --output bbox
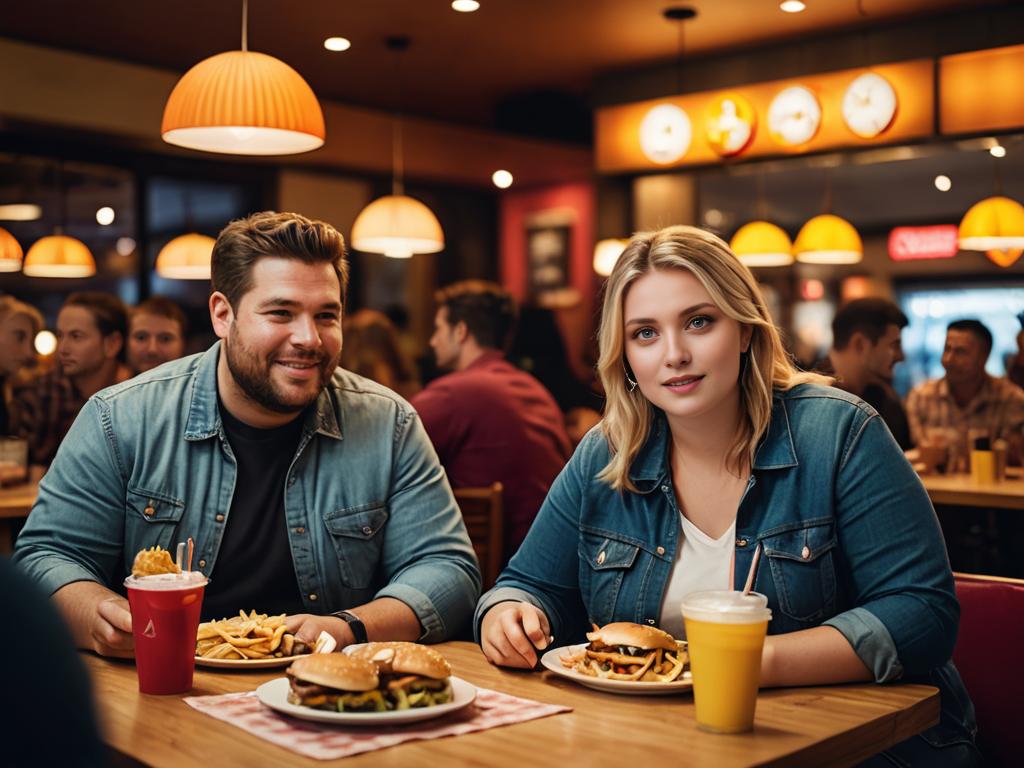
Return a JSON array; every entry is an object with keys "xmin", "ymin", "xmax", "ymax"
[
  {"xmin": 0, "ymin": 465, "xmax": 41, "ymax": 553},
  {"xmin": 85, "ymin": 641, "xmax": 938, "ymax": 767},
  {"xmin": 920, "ymin": 473, "xmax": 1024, "ymax": 510}
]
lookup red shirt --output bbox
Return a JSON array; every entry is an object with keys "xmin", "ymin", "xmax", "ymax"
[{"xmin": 412, "ymin": 351, "xmax": 571, "ymax": 562}]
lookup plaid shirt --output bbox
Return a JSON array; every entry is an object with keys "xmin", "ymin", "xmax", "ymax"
[
  {"xmin": 906, "ymin": 374, "xmax": 1024, "ymax": 462},
  {"xmin": 8, "ymin": 370, "xmax": 87, "ymax": 466}
]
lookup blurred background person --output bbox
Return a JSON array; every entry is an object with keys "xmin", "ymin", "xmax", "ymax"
[
  {"xmin": 413, "ymin": 280, "xmax": 571, "ymax": 564},
  {"xmin": 9, "ymin": 291, "xmax": 127, "ymax": 465},
  {"xmin": 341, "ymin": 308, "xmax": 421, "ymax": 400},
  {"xmin": 508, "ymin": 305, "xmax": 604, "ymax": 447},
  {"xmin": 126, "ymin": 295, "xmax": 187, "ymax": 376},
  {"xmin": 0, "ymin": 295, "xmax": 43, "ymax": 436},
  {"xmin": 827, "ymin": 298, "xmax": 911, "ymax": 449},
  {"xmin": 906, "ymin": 319, "xmax": 1024, "ymax": 465},
  {"xmin": 1005, "ymin": 310, "xmax": 1024, "ymax": 391}
]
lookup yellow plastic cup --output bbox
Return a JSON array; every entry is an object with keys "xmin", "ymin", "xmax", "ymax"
[{"xmin": 681, "ymin": 590, "xmax": 772, "ymax": 734}]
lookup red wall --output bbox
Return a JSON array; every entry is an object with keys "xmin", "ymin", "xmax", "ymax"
[{"xmin": 499, "ymin": 181, "xmax": 597, "ymax": 381}]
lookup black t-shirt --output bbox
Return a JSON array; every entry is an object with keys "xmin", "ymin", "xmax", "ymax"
[{"xmin": 200, "ymin": 403, "xmax": 307, "ymax": 621}]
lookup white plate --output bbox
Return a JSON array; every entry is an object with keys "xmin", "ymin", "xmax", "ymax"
[
  {"xmin": 540, "ymin": 644, "xmax": 692, "ymax": 696},
  {"xmin": 195, "ymin": 654, "xmax": 301, "ymax": 670},
  {"xmin": 255, "ymin": 676, "xmax": 477, "ymax": 725}
]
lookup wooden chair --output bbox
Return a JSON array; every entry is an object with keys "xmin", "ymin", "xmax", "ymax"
[
  {"xmin": 453, "ymin": 483, "xmax": 504, "ymax": 591},
  {"xmin": 952, "ymin": 571, "xmax": 1024, "ymax": 767}
]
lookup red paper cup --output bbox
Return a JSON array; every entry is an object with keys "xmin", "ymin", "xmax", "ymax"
[{"xmin": 125, "ymin": 573, "xmax": 207, "ymax": 695}]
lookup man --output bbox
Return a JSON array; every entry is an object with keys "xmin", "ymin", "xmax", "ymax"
[
  {"xmin": 412, "ymin": 280, "xmax": 571, "ymax": 563},
  {"xmin": 127, "ymin": 295, "xmax": 187, "ymax": 375},
  {"xmin": 906, "ymin": 319, "xmax": 1024, "ymax": 464},
  {"xmin": 827, "ymin": 298, "xmax": 911, "ymax": 449},
  {"xmin": 14, "ymin": 211, "xmax": 480, "ymax": 658},
  {"xmin": 9, "ymin": 291, "xmax": 127, "ymax": 465}
]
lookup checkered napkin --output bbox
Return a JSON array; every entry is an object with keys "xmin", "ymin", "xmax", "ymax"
[{"xmin": 183, "ymin": 686, "xmax": 571, "ymax": 760}]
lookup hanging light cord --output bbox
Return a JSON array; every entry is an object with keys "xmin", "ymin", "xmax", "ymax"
[
  {"xmin": 241, "ymin": 0, "xmax": 248, "ymax": 52},
  {"xmin": 392, "ymin": 118, "xmax": 404, "ymax": 197}
]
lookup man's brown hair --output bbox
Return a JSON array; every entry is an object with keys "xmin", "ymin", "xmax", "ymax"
[
  {"xmin": 211, "ymin": 211, "xmax": 349, "ymax": 308},
  {"xmin": 63, "ymin": 292, "xmax": 127, "ymax": 340},
  {"xmin": 434, "ymin": 280, "xmax": 517, "ymax": 350},
  {"xmin": 132, "ymin": 295, "xmax": 187, "ymax": 336}
]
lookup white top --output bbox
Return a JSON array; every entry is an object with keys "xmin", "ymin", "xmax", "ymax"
[{"xmin": 657, "ymin": 513, "xmax": 736, "ymax": 639}]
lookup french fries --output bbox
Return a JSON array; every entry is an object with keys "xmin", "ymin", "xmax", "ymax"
[
  {"xmin": 560, "ymin": 642, "xmax": 689, "ymax": 682},
  {"xmin": 195, "ymin": 610, "xmax": 308, "ymax": 661}
]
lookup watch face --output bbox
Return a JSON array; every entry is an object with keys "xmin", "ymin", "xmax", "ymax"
[
  {"xmin": 639, "ymin": 104, "xmax": 692, "ymax": 164},
  {"xmin": 842, "ymin": 72, "xmax": 898, "ymax": 139},
  {"xmin": 767, "ymin": 85, "xmax": 822, "ymax": 147},
  {"xmin": 704, "ymin": 93, "xmax": 756, "ymax": 157}
]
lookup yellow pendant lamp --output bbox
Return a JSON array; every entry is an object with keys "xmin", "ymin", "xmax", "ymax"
[
  {"xmin": 156, "ymin": 233, "xmax": 216, "ymax": 279},
  {"xmin": 350, "ymin": 37, "xmax": 443, "ymax": 258},
  {"xmin": 0, "ymin": 227, "xmax": 23, "ymax": 272},
  {"xmin": 958, "ymin": 196, "xmax": 1024, "ymax": 251},
  {"xmin": 794, "ymin": 214, "xmax": 863, "ymax": 264},
  {"xmin": 593, "ymin": 238, "xmax": 629, "ymax": 276},
  {"xmin": 161, "ymin": 1, "xmax": 324, "ymax": 155},
  {"xmin": 23, "ymin": 232, "xmax": 95, "ymax": 277},
  {"xmin": 730, "ymin": 221, "xmax": 793, "ymax": 267}
]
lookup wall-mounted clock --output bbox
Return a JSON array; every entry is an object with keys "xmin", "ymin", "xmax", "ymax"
[
  {"xmin": 639, "ymin": 104, "xmax": 692, "ymax": 164},
  {"xmin": 767, "ymin": 85, "xmax": 822, "ymax": 147},
  {"xmin": 842, "ymin": 72, "xmax": 898, "ymax": 139},
  {"xmin": 705, "ymin": 93, "xmax": 756, "ymax": 156}
]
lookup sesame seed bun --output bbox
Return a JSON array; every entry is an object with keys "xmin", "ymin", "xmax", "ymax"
[
  {"xmin": 348, "ymin": 642, "xmax": 451, "ymax": 680},
  {"xmin": 287, "ymin": 653, "xmax": 379, "ymax": 692},
  {"xmin": 585, "ymin": 622, "xmax": 678, "ymax": 651}
]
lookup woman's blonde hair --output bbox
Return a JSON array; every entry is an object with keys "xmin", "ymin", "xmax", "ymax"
[
  {"xmin": 0, "ymin": 295, "xmax": 44, "ymax": 337},
  {"xmin": 596, "ymin": 225, "xmax": 829, "ymax": 492}
]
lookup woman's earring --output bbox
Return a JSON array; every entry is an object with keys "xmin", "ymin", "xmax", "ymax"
[{"xmin": 623, "ymin": 363, "xmax": 638, "ymax": 392}]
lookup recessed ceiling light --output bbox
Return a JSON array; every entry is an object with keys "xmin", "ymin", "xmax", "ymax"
[
  {"xmin": 96, "ymin": 206, "xmax": 115, "ymax": 225},
  {"xmin": 492, "ymin": 170, "xmax": 513, "ymax": 189},
  {"xmin": 990, "ymin": 144, "xmax": 1007, "ymax": 158},
  {"xmin": 934, "ymin": 175, "xmax": 952, "ymax": 192},
  {"xmin": 324, "ymin": 37, "xmax": 351, "ymax": 52},
  {"xmin": 452, "ymin": 0, "xmax": 480, "ymax": 12},
  {"xmin": 779, "ymin": 1, "xmax": 806, "ymax": 12}
]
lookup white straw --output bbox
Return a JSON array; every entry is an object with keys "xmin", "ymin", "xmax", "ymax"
[
  {"xmin": 175, "ymin": 541, "xmax": 185, "ymax": 573},
  {"xmin": 742, "ymin": 542, "xmax": 762, "ymax": 595}
]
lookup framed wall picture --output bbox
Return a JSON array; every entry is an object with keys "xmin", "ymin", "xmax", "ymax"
[{"xmin": 525, "ymin": 208, "xmax": 580, "ymax": 308}]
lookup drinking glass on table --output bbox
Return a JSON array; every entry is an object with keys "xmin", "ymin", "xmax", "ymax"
[{"xmin": 0, "ymin": 436, "xmax": 28, "ymax": 485}]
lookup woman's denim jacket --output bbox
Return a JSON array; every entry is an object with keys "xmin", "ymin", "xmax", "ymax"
[
  {"xmin": 15, "ymin": 342, "xmax": 481, "ymax": 641},
  {"xmin": 477, "ymin": 384, "xmax": 975, "ymax": 749}
]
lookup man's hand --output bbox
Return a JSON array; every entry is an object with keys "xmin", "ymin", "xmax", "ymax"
[
  {"xmin": 286, "ymin": 614, "xmax": 355, "ymax": 651},
  {"xmin": 53, "ymin": 582, "xmax": 135, "ymax": 658}
]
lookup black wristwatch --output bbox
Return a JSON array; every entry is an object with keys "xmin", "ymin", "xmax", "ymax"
[{"xmin": 332, "ymin": 610, "xmax": 368, "ymax": 644}]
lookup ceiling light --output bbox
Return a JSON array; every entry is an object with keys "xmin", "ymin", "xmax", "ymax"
[
  {"xmin": 0, "ymin": 204, "xmax": 42, "ymax": 221},
  {"xmin": 492, "ymin": 170, "xmax": 513, "ymax": 189},
  {"xmin": 593, "ymin": 239, "xmax": 628, "ymax": 276},
  {"xmin": 794, "ymin": 214, "xmax": 863, "ymax": 264},
  {"xmin": 156, "ymin": 233, "xmax": 216, "ymax": 279},
  {"xmin": 116, "ymin": 237, "xmax": 137, "ymax": 256},
  {"xmin": 351, "ymin": 196, "xmax": 444, "ymax": 258},
  {"xmin": 958, "ymin": 196, "xmax": 1024, "ymax": 251},
  {"xmin": 934, "ymin": 175, "xmax": 952, "ymax": 192},
  {"xmin": 96, "ymin": 206, "xmax": 115, "ymax": 225},
  {"xmin": 451, "ymin": 0, "xmax": 480, "ymax": 11},
  {"xmin": 23, "ymin": 234, "xmax": 96, "ymax": 277},
  {"xmin": 162, "ymin": 0, "xmax": 325, "ymax": 155},
  {"xmin": 990, "ymin": 144, "xmax": 1007, "ymax": 158},
  {"xmin": 730, "ymin": 221, "xmax": 794, "ymax": 267},
  {"xmin": 324, "ymin": 37, "xmax": 351, "ymax": 52},
  {"xmin": 34, "ymin": 330, "xmax": 57, "ymax": 356},
  {"xmin": 779, "ymin": 1, "xmax": 806, "ymax": 12},
  {"xmin": 0, "ymin": 227, "xmax": 23, "ymax": 272}
]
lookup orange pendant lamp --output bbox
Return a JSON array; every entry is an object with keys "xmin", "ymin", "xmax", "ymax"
[
  {"xmin": 156, "ymin": 233, "xmax": 216, "ymax": 279},
  {"xmin": 161, "ymin": 0, "xmax": 324, "ymax": 155},
  {"xmin": 0, "ymin": 227, "xmax": 23, "ymax": 272},
  {"xmin": 23, "ymin": 231, "xmax": 95, "ymax": 277}
]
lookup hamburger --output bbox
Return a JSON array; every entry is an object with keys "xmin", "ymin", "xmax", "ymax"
[
  {"xmin": 348, "ymin": 642, "xmax": 453, "ymax": 710},
  {"xmin": 560, "ymin": 622, "xmax": 688, "ymax": 682},
  {"xmin": 286, "ymin": 653, "xmax": 385, "ymax": 712}
]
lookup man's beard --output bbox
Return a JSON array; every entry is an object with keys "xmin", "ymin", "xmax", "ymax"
[{"xmin": 224, "ymin": 332, "xmax": 338, "ymax": 414}]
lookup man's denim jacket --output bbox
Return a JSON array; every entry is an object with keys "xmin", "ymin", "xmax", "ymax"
[
  {"xmin": 477, "ymin": 384, "xmax": 975, "ymax": 748},
  {"xmin": 15, "ymin": 343, "xmax": 481, "ymax": 641}
]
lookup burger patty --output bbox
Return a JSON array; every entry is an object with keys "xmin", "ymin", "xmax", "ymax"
[{"xmin": 287, "ymin": 674, "xmax": 453, "ymax": 712}]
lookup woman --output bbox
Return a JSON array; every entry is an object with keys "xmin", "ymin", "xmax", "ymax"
[
  {"xmin": 0, "ymin": 295, "xmax": 43, "ymax": 435},
  {"xmin": 476, "ymin": 226, "xmax": 978, "ymax": 766},
  {"xmin": 341, "ymin": 309, "xmax": 421, "ymax": 400}
]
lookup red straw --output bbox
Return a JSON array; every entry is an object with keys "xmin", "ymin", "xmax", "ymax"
[
  {"xmin": 187, "ymin": 537, "xmax": 194, "ymax": 572},
  {"xmin": 742, "ymin": 543, "xmax": 762, "ymax": 595}
]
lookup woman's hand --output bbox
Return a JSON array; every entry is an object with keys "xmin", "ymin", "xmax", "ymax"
[{"xmin": 480, "ymin": 601, "xmax": 551, "ymax": 668}]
